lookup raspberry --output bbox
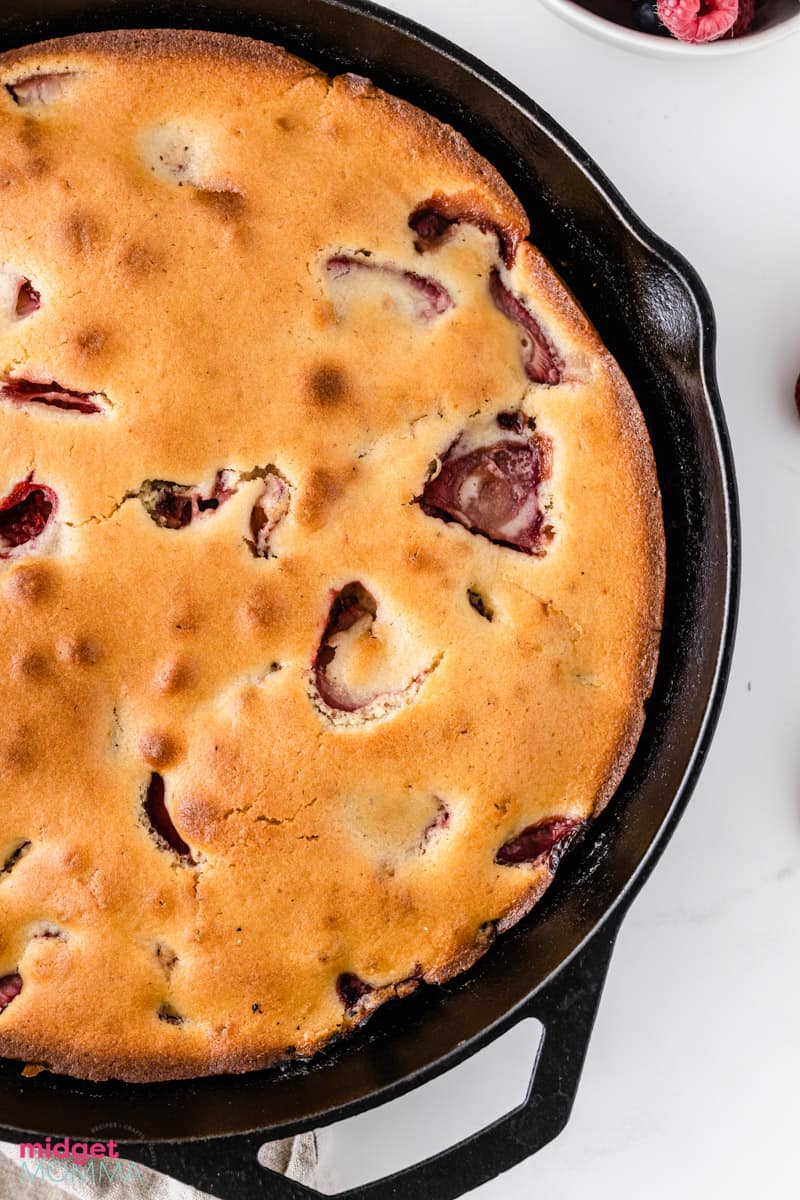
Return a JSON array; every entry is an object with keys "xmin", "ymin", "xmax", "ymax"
[{"xmin": 657, "ymin": 0, "xmax": 739, "ymax": 42}]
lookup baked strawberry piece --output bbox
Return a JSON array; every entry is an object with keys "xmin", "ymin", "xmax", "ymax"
[
  {"xmin": 311, "ymin": 582, "xmax": 437, "ymax": 719},
  {"xmin": 496, "ymin": 817, "xmax": 584, "ymax": 871},
  {"xmin": 336, "ymin": 972, "xmax": 373, "ymax": 1013},
  {"xmin": 143, "ymin": 773, "xmax": 195, "ymax": 864},
  {"xmin": 420, "ymin": 410, "xmax": 554, "ymax": 555},
  {"xmin": 248, "ymin": 473, "xmax": 290, "ymax": 558},
  {"xmin": 409, "ymin": 193, "xmax": 520, "ymax": 267},
  {"xmin": 0, "ymin": 478, "xmax": 57, "ymax": 559},
  {"xmin": 0, "ymin": 269, "xmax": 40, "ymax": 322},
  {"xmin": 490, "ymin": 271, "xmax": 563, "ymax": 385},
  {"xmin": 419, "ymin": 799, "xmax": 450, "ymax": 851},
  {"xmin": 1, "ymin": 378, "xmax": 104, "ymax": 414},
  {"xmin": 326, "ymin": 254, "xmax": 453, "ymax": 321},
  {"xmin": 141, "ymin": 471, "xmax": 236, "ymax": 529},
  {"xmin": 313, "ymin": 582, "xmax": 378, "ymax": 712},
  {"xmin": 5, "ymin": 71, "xmax": 77, "ymax": 105},
  {"xmin": 15, "ymin": 280, "xmax": 40, "ymax": 317},
  {"xmin": 0, "ymin": 974, "xmax": 22, "ymax": 1012}
]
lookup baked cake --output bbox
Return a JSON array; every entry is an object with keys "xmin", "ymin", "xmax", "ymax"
[{"xmin": 0, "ymin": 29, "xmax": 664, "ymax": 1082}]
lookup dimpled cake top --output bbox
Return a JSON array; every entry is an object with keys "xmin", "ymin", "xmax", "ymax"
[{"xmin": 0, "ymin": 28, "xmax": 664, "ymax": 1082}]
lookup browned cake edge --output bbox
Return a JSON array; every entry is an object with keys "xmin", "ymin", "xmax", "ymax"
[{"xmin": 0, "ymin": 27, "xmax": 530, "ymax": 241}]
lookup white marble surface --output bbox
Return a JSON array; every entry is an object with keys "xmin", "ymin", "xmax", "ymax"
[{"xmin": 309, "ymin": 4, "xmax": 800, "ymax": 1196}]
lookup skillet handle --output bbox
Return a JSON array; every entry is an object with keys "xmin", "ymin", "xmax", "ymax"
[{"xmin": 124, "ymin": 917, "xmax": 621, "ymax": 1200}]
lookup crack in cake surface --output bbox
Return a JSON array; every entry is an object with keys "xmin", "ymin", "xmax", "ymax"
[{"xmin": 63, "ymin": 465, "xmax": 291, "ymax": 545}]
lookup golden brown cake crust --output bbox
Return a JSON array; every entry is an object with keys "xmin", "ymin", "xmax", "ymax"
[{"xmin": 0, "ymin": 28, "xmax": 664, "ymax": 1082}]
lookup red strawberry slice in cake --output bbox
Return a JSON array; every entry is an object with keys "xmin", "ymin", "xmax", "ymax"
[{"xmin": 420, "ymin": 410, "xmax": 554, "ymax": 555}]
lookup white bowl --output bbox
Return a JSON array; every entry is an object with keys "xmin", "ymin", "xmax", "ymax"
[{"xmin": 538, "ymin": 0, "xmax": 800, "ymax": 55}]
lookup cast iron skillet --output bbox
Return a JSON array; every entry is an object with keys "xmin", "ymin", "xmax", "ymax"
[{"xmin": 0, "ymin": 2, "xmax": 739, "ymax": 1197}]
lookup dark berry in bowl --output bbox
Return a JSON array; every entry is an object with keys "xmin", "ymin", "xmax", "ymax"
[{"xmin": 632, "ymin": 0, "xmax": 672, "ymax": 32}]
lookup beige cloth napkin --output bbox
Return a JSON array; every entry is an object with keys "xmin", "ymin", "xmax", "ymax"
[{"xmin": 0, "ymin": 1133, "xmax": 320, "ymax": 1198}]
